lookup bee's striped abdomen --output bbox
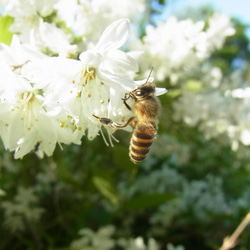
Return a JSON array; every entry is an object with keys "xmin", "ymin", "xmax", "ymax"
[{"xmin": 129, "ymin": 122, "xmax": 156, "ymax": 164}]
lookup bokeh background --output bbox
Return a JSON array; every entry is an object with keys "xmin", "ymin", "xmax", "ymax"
[{"xmin": 0, "ymin": 0, "xmax": 250, "ymax": 249}]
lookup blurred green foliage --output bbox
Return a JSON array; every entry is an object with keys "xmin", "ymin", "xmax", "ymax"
[
  {"xmin": 0, "ymin": 15, "xmax": 13, "ymax": 45},
  {"xmin": 1, "ymin": 4, "xmax": 250, "ymax": 250}
]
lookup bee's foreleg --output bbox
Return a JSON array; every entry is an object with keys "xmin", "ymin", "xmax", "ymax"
[
  {"xmin": 122, "ymin": 92, "xmax": 137, "ymax": 111},
  {"xmin": 123, "ymin": 99, "xmax": 132, "ymax": 111},
  {"xmin": 92, "ymin": 114, "xmax": 135, "ymax": 129}
]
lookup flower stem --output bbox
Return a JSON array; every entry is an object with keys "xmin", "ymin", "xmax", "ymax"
[{"xmin": 220, "ymin": 211, "xmax": 250, "ymax": 250}]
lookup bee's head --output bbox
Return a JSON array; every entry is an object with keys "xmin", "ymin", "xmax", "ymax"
[{"xmin": 133, "ymin": 81, "xmax": 155, "ymax": 98}]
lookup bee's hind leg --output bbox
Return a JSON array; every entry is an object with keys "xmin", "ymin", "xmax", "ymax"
[{"xmin": 92, "ymin": 114, "xmax": 135, "ymax": 129}]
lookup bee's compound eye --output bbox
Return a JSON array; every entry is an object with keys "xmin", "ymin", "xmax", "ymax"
[{"xmin": 135, "ymin": 90, "xmax": 142, "ymax": 96}]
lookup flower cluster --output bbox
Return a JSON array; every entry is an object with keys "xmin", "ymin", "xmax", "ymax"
[
  {"xmin": 70, "ymin": 224, "xmax": 184, "ymax": 250},
  {"xmin": 118, "ymin": 160, "xmax": 234, "ymax": 229},
  {"xmin": 0, "ymin": 0, "xmax": 237, "ymax": 159},
  {"xmin": 131, "ymin": 13, "xmax": 235, "ymax": 83},
  {"xmin": 55, "ymin": 0, "xmax": 146, "ymax": 45},
  {"xmin": 2, "ymin": 186, "xmax": 44, "ymax": 232},
  {"xmin": 173, "ymin": 65, "xmax": 250, "ymax": 151},
  {"xmin": 1, "ymin": 0, "xmax": 146, "ymax": 55},
  {"xmin": 0, "ymin": 18, "xmax": 167, "ymax": 159}
]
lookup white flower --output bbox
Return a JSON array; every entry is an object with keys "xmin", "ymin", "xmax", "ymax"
[
  {"xmin": 173, "ymin": 62, "xmax": 250, "ymax": 152},
  {"xmin": 130, "ymin": 14, "xmax": 235, "ymax": 83},
  {"xmin": 5, "ymin": 0, "xmax": 58, "ymax": 18},
  {"xmin": 117, "ymin": 236, "xmax": 160, "ymax": 250},
  {"xmin": 207, "ymin": 13, "xmax": 235, "ymax": 50},
  {"xmin": 21, "ymin": 19, "xmax": 147, "ymax": 153},
  {"xmin": 0, "ymin": 18, "xmax": 166, "ymax": 158},
  {"xmin": 0, "ymin": 71, "xmax": 58, "ymax": 159},
  {"xmin": 167, "ymin": 243, "xmax": 185, "ymax": 250},
  {"xmin": 4, "ymin": 0, "xmax": 57, "ymax": 40},
  {"xmin": 55, "ymin": 0, "xmax": 146, "ymax": 42},
  {"xmin": 132, "ymin": 16, "xmax": 207, "ymax": 82},
  {"xmin": 37, "ymin": 21, "xmax": 77, "ymax": 57},
  {"xmin": 77, "ymin": 19, "xmax": 166, "ymax": 141},
  {"xmin": 70, "ymin": 225, "xmax": 115, "ymax": 250},
  {"xmin": 79, "ymin": 19, "xmax": 139, "ymax": 84},
  {"xmin": 0, "ymin": 35, "xmax": 46, "ymax": 66},
  {"xmin": 231, "ymin": 87, "xmax": 250, "ymax": 99},
  {"xmin": 0, "ymin": 37, "xmax": 60, "ymax": 158},
  {"xmin": 3, "ymin": 0, "xmax": 75, "ymax": 56},
  {"xmin": 240, "ymin": 130, "xmax": 250, "ymax": 146},
  {"xmin": 22, "ymin": 57, "xmax": 87, "ymax": 145}
]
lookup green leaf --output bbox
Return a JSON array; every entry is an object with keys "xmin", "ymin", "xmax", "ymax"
[
  {"xmin": 185, "ymin": 80, "xmax": 203, "ymax": 92},
  {"xmin": 0, "ymin": 15, "xmax": 14, "ymax": 45},
  {"xmin": 113, "ymin": 144, "xmax": 137, "ymax": 172},
  {"xmin": 166, "ymin": 89, "xmax": 182, "ymax": 98},
  {"xmin": 122, "ymin": 193, "xmax": 177, "ymax": 211},
  {"xmin": 92, "ymin": 176, "xmax": 119, "ymax": 205}
]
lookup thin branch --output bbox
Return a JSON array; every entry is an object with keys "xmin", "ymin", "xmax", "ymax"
[{"xmin": 220, "ymin": 211, "xmax": 250, "ymax": 250}]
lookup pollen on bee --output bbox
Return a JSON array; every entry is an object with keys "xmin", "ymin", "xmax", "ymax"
[{"xmin": 130, "ymin": 120, "xmax": 137, "ymax": 127}]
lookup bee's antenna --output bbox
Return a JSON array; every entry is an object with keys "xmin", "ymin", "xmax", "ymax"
[{"xmin": 146, "ymin": 67, "xmax": 153, "ymax": 83}]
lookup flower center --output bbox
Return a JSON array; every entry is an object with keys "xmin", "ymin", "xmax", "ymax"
[
  {"xmin": 12, "ymin": 91, "xmax": 41, "ymax": 130},
  {"xmin": 81, "ymin": 66, "xmax": 96, "ymax": 86},
  {"xmin": 20, "ymin": 91, "xmax": 34, "ymax": 106},
  {"xmin": 59, "ymin": 115, "xmax": 82, "ymax": 131}
]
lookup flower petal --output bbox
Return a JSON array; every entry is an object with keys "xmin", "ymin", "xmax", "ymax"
[
  {"xmin": 95, "ymin": 19, "xmax": 130, "ymax": 52},
  {"xmin": 105, "ymin": 50, "xmax": 139, "ymax": 75}
]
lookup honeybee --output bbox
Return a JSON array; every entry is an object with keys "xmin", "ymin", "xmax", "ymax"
[{"xmin": 93, "ymin": 72, "xmax": 162, "ymax": 164}]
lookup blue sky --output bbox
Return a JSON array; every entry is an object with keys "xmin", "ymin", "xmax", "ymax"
[
  {"xmin": 188, "ymin": 0, "xmax": 250, "ymax": 23},
  {"xmin": 170, "ymin": 0, "xmax": 250, "ymax": 24},
  {"xmin": 162, "ymin": 0, "xmax": 250, "ymax": 37}
]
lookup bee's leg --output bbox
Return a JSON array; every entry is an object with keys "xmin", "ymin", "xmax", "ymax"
[
  {"xmin": 122, "ymin": 92, "xmax": 137, "ymax": 111},
  {"xmin": 93, "ymin": 114, "xmax": 135, "ymax": 129},
  {"xmin": 123, "ymin": 99, "xmax": 132, "ymax": 111}
]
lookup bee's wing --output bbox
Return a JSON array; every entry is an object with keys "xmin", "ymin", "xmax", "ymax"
[{"xmin": 155, "ymin": 87, "xmax": 167, "ymax": 96}]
